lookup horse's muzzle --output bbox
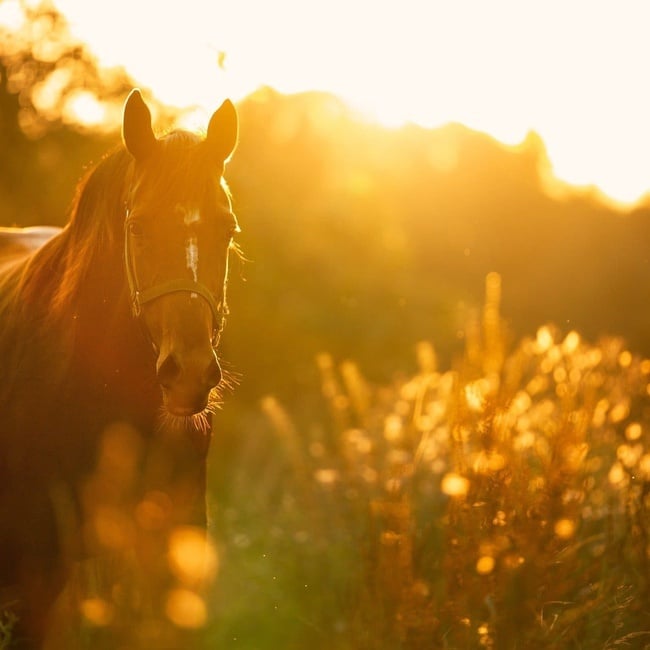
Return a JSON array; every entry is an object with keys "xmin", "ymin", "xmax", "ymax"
[{"xmin": 156, "ymin": 348, "xmax": 222, "ymax": 416}]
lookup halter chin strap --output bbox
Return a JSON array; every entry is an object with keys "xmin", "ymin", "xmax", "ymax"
[{"xmin": 124, "ymin": 211, "xmax": 226, "ymax": 339}]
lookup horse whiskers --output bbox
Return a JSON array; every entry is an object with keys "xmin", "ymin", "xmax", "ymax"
[
  {"xmin": 156, "ymin": 373, "xmax": 237, "ymax": 433},
  {"xmin": 157, "ymin": 407, "xmax": 212, "ymax": 435},
  {"xmin": 204, "ymin": 387, "xmax": 224, "ymax": 416},
  {"xmin": 217, "ymin": 365, "xmax": 241, "ymax": 395}
]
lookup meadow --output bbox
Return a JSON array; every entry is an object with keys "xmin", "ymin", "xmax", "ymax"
[
  {"xmin": 7, "ymin": 271, "xmax": 648, "ymax": 648},
  {"xmin": 2, "ymin": 12, "xmax": 650, "ymax": 645},
  {"xmin": 205, "ymin": 272, "xmax": 650, "ymax": 649}
]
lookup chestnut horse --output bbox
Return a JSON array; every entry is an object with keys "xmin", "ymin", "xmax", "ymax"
[{"xmin": 0, "ymin": 90, "xmax": 239, "ymax": 648}]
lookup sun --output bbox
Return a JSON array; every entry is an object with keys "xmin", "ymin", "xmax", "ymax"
[{"xmin": 51, "ymin": 0, "xmax": 650, "ymax": 208}]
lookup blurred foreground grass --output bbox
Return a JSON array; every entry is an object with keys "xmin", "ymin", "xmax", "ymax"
[
  {"xmin": 207, "ymin": 272, "xmax": 650, "ymax": 649},
  {"xmin": 10, "ymin": 273, "xmax": 650, "ymax": 649}
]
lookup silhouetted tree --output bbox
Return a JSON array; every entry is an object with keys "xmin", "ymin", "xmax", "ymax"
[{"xmin": 0, "ymin": 0, "xmax": 135, "ymax": 224}]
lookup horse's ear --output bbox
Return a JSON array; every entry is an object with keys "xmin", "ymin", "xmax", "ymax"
[
  {"xmin": 206, "ymin": 99, "xmax": 238, "ymax": 163},
  {"xmin": 123, "ymin": 89, "xmax": 157, "ymax": 161}
]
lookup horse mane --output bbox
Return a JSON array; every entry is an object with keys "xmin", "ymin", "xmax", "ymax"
[{"xmin": 15, "ymin": 147, "xmax": 132, "ymax": 319}]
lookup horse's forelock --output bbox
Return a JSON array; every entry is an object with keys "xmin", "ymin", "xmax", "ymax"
[{"xmin": 142, "ymin": 130, "xmax": 224, "ymax": 206}]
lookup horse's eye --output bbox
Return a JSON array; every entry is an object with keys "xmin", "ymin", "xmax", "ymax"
[{"xmin": 128, "ymin": 221, "xmax": 143, "ymax": 237}]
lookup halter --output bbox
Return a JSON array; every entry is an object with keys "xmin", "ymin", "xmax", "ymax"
[{"xmin": 124, "ymin": 209, "xmax": 226, "ymax": 342}]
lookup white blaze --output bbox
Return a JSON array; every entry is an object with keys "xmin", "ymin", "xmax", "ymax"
[
  {"xmin": 184, "ymin": 209, "xmax": 201, "ymax": 227},
  {"xmin": 186, "ymin": 236, "xmax": 199, "ymax": 282}
]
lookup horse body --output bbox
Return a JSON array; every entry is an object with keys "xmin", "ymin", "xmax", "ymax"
[{"xmin": 0, "ymin": 91, "xmax": 239, "ymax": 648}]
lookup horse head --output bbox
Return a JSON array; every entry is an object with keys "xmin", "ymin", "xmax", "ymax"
[{"xmin": 122, "ymin": 90, "xmax": 239, "ymax": 420}]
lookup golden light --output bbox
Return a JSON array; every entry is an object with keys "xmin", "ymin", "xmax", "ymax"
[
  {"xmin": 135, "ymin": 490, "xmax": 173, "ymax": 532},
  {"xmin": 476, "ymin": 555, "xmax": 495, "ymax": 575},
  {"xmin": 535, "ymin": 326, "xmax": 555, "ymax": 354},
  {"xmin": 0, "ymin": 0, "xmax": 24, "ymax": 30},
  {"xmin": 562, "ymin": 331, "xmax": 581, "ymax": 355},
  {"xmin": 441, "ymin": 472, "xmax": 470, "ymax": 497},
  {"xmin": 92, "ymin": 506, "xmax": 134, "ymax": 550},
  {"xmin": 95, "ymin": 422, "xmax": 141, "ymax": 480},
  {"xmin": 50, "ymin": 0, "xmax": 650, "ymax": 207},
  {"xmin": 314, "ymin": 468, "xmax": 339, "ymax": 486},
  {"xmin": 609, "ymin": 400, "xmax": 630, "ymax": 424},
  {"xmin": 165, "ymin": 588, "xmax": 207, "ymax": 629},
  {"xmin": 625, "ymin": 423, "xmax": 643, "ymax": 441},
  {"xmin": 63, "ymin": 90, "xmax": 106, "ymax": 126},
  {"xmin": 168, "ymin": 526, "xmax": 219, "ymax": 586},
  {"xmin": 554, "ymin": 518, "xmax": 576, "ymax": 540},
  {"xmin": 608, "ymin": 462, "xmax": 628, "ymax": 487},
  {"xmin": 510, "ymin": 391, "xmax": 532, "ymax": 416},
  {"xmin": 638, "ymin": 454, "xmax": 650, "ymax": 480},
  {"xmin": 80, "ymin": 598, "xmax": 113, "ymax": 627},
  {"xmin": 616, "ymin": 443, "xmax": 643, "ymax": 469},
  {"xmin": 464, "ymin": 380, "xmax": 487, "ymax": 413},
  {"xmin": 473, "ymin": 451, "xmax": 506, "ymax": 474},
  {"xmin": 384, "ymin": 414, "xmax": 403, "ymax": 442},
  {"xmin": 415, "ymin": 341, "xmax": 437, "ymax": 373},
  {"xmin": 503, "ymin": 554, "xmax": 525, "ymax": 570},
  {"xmin": 619, "ymin": 351, "xmax": 633, "ymax": 368}
]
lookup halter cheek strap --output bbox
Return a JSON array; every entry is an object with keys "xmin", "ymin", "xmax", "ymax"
[{"xmin": 124, "ymin": 211, "xmax": 226, "ymax": 338}]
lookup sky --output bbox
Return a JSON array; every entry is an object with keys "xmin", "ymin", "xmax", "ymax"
[{"xmin": 49, "ymin": 0, "xmax": 650, "ymax": 207}]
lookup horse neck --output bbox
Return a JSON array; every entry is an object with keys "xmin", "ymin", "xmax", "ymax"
[{"xmin": 70, "ymin": 235, "xmax": 160, "ymax": 417}]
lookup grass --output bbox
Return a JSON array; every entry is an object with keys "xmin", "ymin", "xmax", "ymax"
[
  {"xmin": 12, "ymin": 272, "xmax": 650, "ymax": 648},
  {"xmin": 0, "ymin": 611, "xmax": 17, "ymax": 650},
  {"xmin": 207, "ymin": 272, "xmax": 650, "ymax": 649}
]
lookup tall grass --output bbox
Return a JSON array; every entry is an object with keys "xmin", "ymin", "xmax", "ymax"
[
  {"xmin": 208, "ymin": 272, "xmax": 650, "ymax": 649},
  {"xmin": 0, "ymin": 611, "xmax": 17, "ymax": 650},
  {"xmin": 16, "ymin": 272, "xmax": 650, "ymax": 648}
]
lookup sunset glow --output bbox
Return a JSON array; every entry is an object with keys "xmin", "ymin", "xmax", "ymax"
[{"xmin": 49, "ymin": 0, "xmax": 650, "ymax": 206}]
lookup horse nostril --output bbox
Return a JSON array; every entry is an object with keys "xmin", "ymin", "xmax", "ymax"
[
  {"xmin": 205, "ymin": 354, "xmax": 222, "ymax": 389},
  {"xmin": 157, "ymin": 352, "xmax": 181, "ymax": 388}
]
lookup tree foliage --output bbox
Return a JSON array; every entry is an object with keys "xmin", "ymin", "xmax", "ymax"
[{"xmin": 0, "ymin": 0, "xmax": 133, "ymax": 224}]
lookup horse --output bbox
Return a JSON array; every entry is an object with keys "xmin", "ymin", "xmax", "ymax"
[{"xmin": 0, "ymin": 89, "xmax": 239, "ymax": 648}]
